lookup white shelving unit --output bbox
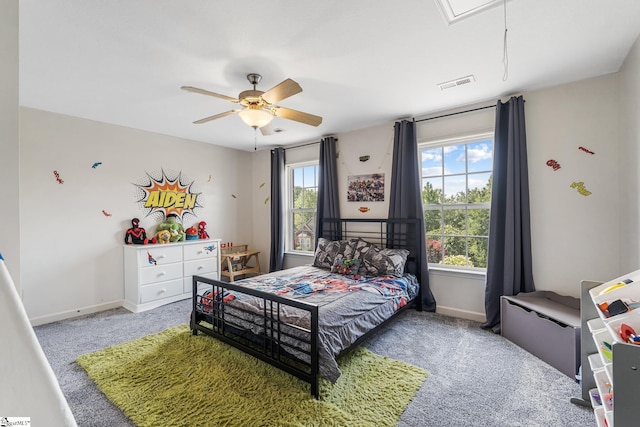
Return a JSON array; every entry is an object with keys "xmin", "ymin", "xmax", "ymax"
[{"xmin": 578, "ymin": 269, "xmax": 640, "ymax": 426}]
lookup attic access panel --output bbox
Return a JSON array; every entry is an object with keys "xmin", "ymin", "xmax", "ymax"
[{"xmin": 434, "ymin": 0, "xmax": 511, "ymax": 24}]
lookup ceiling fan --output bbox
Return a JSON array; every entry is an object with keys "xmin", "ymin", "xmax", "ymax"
[{"xmin": 181, "ymin": 73, "xmax": 323, "ymax": 134}]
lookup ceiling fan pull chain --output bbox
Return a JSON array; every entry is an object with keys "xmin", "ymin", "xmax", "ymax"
[{"xmin": 502, "ymin": 0, "xmax": 509, "ymax": 82}]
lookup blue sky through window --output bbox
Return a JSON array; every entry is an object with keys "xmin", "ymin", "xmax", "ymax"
[{"xmin": 421, "ymin": 139, "xmax": 493, "ymax": 199}]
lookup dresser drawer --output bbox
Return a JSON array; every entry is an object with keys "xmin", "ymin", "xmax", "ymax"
[
  {"xmin": 139, "ymin": 246, "xmax": 182, "ymax": 266},
  {"xmin": 184, "ymin": 258, "xmax": 218, "ymax": 277},
  {"xmin": 139, "ymin": 262, "xmax": 183, "ymax": 285},
  {"xmin": 183, "ymin": 242, "xmax": 218, "ymax": 261},
  {"xmin": 140, "ymin": 279, "xmax": 183, "ymax": 303},
  {"xmin": 183, "ymin": 272, "xmax": 218, "ymax": 294}
]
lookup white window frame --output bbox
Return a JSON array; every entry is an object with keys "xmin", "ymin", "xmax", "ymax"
[
  {"xmin": 285, "ymin": 160, "xmax": 319, "ymax": 255},
  {"xmin": 418, "ymin": 131, "xmax": 493, "ymax": 272}
]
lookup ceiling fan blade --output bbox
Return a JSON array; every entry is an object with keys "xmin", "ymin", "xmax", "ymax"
[
  {"xmin": 261, "ymin": 79, "xmax": 302, "ymax": 104},
  {"xmin": 193, "ymin": 109, "xmax": 240, "ymax": 124},
  {"xmin": 181, "ymin": 86, "xmax": 239, "ymax": 103},
  {"xmin": 272, "ymin": 106, "xmax": 322, "ymax": 127},
  {"xmin": 260, "ymin": 123, "xmax": 275, "ymax": 136}
]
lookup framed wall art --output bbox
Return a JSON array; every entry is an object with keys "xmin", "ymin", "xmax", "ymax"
[{"xmin": 347, "ymin": 173, "xmax": 385, "ymax": 202}]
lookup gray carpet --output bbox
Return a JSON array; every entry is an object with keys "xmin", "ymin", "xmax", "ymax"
[{"xmin": 34, "ymin": 299, "xmax": 594, "ymax": 426}]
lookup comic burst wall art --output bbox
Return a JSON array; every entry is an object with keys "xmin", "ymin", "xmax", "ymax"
[{"xmin": 133, "ymin": 169, "xmax": 203, "ymax": 222}]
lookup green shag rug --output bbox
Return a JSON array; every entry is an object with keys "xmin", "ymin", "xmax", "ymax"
[{"xmin": 77, "ymin": 324, "xmax": 427, "ymax": 427}]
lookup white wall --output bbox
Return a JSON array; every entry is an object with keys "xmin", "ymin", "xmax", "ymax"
[
  {"xmin": 20, "ymin": 108, "xmax": 253, "ymax": 324},
  {"xmin": 0, "ymin": 0, "xmax": 21, "ymax": 291},
  {"xmin": 526, "ymin": 74, "xmax": 622, "ymax": 291},
  {"xmin": 619, "ymin": 35, "xmax": 640, "ymax": 274},
  {"xmin": 250, "ymin": 148, "xmax": 272, "ymax": 270}
]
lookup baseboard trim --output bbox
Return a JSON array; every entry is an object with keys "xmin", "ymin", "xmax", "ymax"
[
  {"xmin": 29, "ymin": 300, "xmax": 124, "ymax": 326},
  {"xmin": 29, "ymin": 300, "xmax": 486, "ymax": 326},
  {"xmin": 436, "ymin": 305, "xmax": 486, "ymax": 323}
]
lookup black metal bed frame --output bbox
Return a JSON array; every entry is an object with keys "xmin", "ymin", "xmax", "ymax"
[{"xmin": 190, "ymin": 218, "xmax": 423, "ymax": 399}]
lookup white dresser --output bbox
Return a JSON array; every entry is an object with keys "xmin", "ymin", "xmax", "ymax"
[{"xmin": 123, "ymin": 239, "xmax": 221, "ymax": 313}]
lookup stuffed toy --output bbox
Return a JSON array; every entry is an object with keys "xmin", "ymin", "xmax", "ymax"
[
  {"xmin": 185, "ymin": 226, "xmax": 199, "ymax": 240},
  {"xmin": 155, "ymin": 214, "xmax": 186, "ymax": 243},
  {"xmin": 198, "ymin": 221, "xmax": 210, "ymax": 239},
  {"xmin": 155, "ymin": 229, "xmax": 171, "ymax": 244},
  {"xmin": 124, "ymin": 218, "xmax": 149, "ymax": 245}
]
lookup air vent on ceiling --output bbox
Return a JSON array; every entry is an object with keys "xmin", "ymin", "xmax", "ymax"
[{"xmin": 438, "ymin": 75, "xmax": 476, "ymax": 90}]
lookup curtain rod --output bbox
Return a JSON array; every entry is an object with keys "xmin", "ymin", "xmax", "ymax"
[
  {"xmin": 414, "ymin": 104, "xmax": 496, "ymax": 123},
  {"xmin": 280, "ymin": 137, "xmax": 339, "ymax": 152}
]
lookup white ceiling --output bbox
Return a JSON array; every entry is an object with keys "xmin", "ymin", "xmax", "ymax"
[{"xmin": 19, "ymin": 1, "xmax": 640, "ymax": 152}]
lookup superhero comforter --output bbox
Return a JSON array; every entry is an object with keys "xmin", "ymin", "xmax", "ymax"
[{"xmin": 198, "ymin": 265, "xmax": 419, "ymax": 382}]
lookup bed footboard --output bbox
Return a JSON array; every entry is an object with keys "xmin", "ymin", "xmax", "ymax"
[{"xmin": 191, "ymin": 275, "xmax": 321, "ymax": 398}]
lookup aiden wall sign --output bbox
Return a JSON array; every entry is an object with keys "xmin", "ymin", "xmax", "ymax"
[{"xmin": 133, "ymin": 169, "xmax": 203, "ymax": 221}]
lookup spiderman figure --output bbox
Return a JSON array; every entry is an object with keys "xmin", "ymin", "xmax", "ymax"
[
  {"xmin": 198, "ymin": 221, "xmax": 210, "ymax": 240},
  {"xmin": 124, "ymin": 218, "xmax": 149, "ymax": 245}
]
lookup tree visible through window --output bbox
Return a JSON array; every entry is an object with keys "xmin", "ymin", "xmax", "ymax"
[
  {"xmin": 287, "ymin": 163, "xmax": 318, "ymax": 253},
  {"xmin": 420, "ymin": 134, "xmax": 493, "ymax": 269}
]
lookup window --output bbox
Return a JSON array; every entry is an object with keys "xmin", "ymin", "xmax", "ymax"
[
  {"xmin": 286, "ymin": 162, "xmax": 319, "ymax": 254},
  {"xmin": 419, "ymin": 133, "xmax": 493, "ymax": 269}
]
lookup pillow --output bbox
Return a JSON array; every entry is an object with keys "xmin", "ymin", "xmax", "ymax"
[
  {"xmin": 358, "ymin": 242, "xmax": 409, "ymax": 277},
  {"xmin": 330, "ymin": 257, "xmax": 362, "ymax": 277},
  {"xmin": 313, "ymin": 238, "xmax": 356, "ymax": 269},
  {"xmin": 352, "ymin": 238, "xmax": 376, "ymax": 260}
]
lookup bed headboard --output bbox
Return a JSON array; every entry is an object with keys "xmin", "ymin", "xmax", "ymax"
[{"xmin": 320, "ymin": 218, "xmax": 424, "ymax": 309}]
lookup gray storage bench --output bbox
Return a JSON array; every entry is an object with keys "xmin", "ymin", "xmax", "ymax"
[{"xmin": 501, "ymin": 291, "xmax": 581, "ymax": 378}]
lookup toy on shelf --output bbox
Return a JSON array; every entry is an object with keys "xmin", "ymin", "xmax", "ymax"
[
  {"xmin": 185, "ymin": 226, "xmax": 199, "ymax": 240},
  {"xmin": 198, "ymin": 221, "xmax": 210, "ymax": 239},
  {"xmin": 155, "ymin": 229, "xmax": 171, "ymax": 244},
  {"xmin": 124, "ymin": 218, "xmax": 149, "ymax": 245},
  {"xmin": 155, "ymin": 214, "xmax": 186, "ymax": 243}
]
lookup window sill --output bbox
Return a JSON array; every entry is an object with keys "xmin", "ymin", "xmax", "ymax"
[
  {"xmin": 428, "ymin": 265, "xmax": 486, "ymax": 280},
  {"xmin": 285, "ymin": 251, "xmax": 314, "ymax": 257}
]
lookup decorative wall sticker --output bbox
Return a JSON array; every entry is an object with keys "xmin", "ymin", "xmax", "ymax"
[
  {"xmin": 92, "ymin": 162, "xmax": 102, "ymax": 169},
  {"xmin": 264, "ymin": 196, "xmax": 270, "ymax": 204},
  {"xmin": 208, "ymin": 174, "xmax": 212, "ymax": 182},
  {"xmin": 358, "ymin": 207, "xmax": 371, "ymax": 213},
  {"xmin": 101, "ymin": 210, "xmax": 112, "ymax": 217},
  {"xmin": 53, "ymin": 170, "xmax": 64, "ymax": 184},
  {"xmin": 147, "ymin": 252, "xmax": 157, "ymax": 265},
  {"xmin": 546, "ymin": 159, "xmax": 561, "ymax": 171},
  {"xmin": 259, "ymin": 182, "xmax": 265, "ymax": 188},
  {"xmin": 359, "ymin": 155, "xmax": 370, "ymax": 162},
  {"xmin": 570, "ymin": 181, "xmax": 592, "ymax": 196},
  {"xmin": 133, "ymin": 169, "xmax": 202, "ymax": 222},
  {"xmin": 347, "ymin": 173, "xmax": 385, "ymax": 202},
  {"xmin": 231, "ymin": 194, "xmax": 237, "ymax": 198},
  {"xmin": 579, "ymin": 146, "xmax": 595, "ymax": 155}
]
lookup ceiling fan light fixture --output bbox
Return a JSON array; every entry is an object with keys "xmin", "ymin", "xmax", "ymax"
[{"xmin": 238, "ymin": 107, "xmax": 273, "ymax": 128}]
